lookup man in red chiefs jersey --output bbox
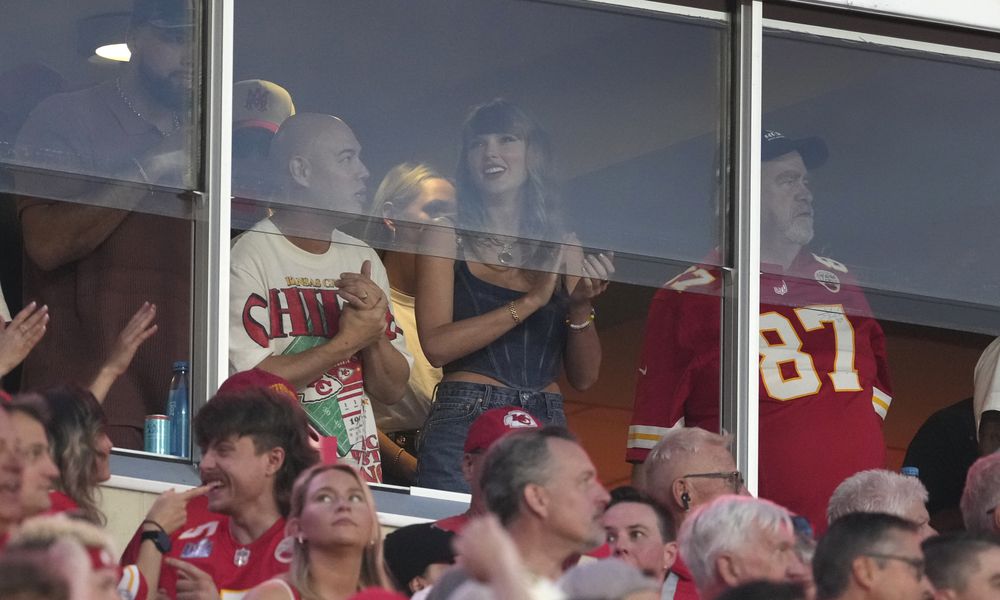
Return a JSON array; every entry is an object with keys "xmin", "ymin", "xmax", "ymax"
[
  {"xmin": 628, "ymin": 129, "xmax": 892, "ymax": 534},
  {"xmin": 123, "ymin": 386, "xmax": 318, "ymax": 600}
]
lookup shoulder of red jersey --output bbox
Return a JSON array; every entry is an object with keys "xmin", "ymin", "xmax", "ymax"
[
  {"xmin": 797, "ymin": 252, "xmax": 869, "ymax": 296},
  {"xmin": 657, "ymin": 264, "xmax": 723, "ymax": 296}
]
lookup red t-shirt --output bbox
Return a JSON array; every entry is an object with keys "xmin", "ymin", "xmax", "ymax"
[
  {"xmin": 434, "ymin": 512, "xmax": 471, "ymax": 533},
  {"xmin": 669, "ymin": 555, "xmax": 699, "ymax": 600},
  {"xmin": 47, "ymin": 490, "xmax": 80, "ymax": 515},
  {"xmin": 628, "ymin": 252, "xmax": 891, "ymax": 532}
]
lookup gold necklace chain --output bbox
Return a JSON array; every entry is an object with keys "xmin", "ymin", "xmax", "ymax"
[{"xmin": 115, "ymin": 77, "xmax": 181, "ymax": 137}]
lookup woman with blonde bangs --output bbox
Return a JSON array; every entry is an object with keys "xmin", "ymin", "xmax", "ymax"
[{"xmin": 245, "ymin": 463, "xmax": 395, "ymax": 600}]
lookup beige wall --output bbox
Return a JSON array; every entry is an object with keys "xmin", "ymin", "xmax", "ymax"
[{"xmin": 99, "ymin": 485, "xmax": 159, "ymax": 556}]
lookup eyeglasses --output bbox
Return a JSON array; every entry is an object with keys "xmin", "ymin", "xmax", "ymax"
[
  {"xmin": 862, "ymin": 553, "xmax": 925, "ymax": 579},
  {"xmin": 682, "ymin": 471, "xmax": 745, "ymax": 493}
]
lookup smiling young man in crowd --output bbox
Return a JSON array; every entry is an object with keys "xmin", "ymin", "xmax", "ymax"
[{"xmin": 123, "ymin": 386, "xmax": 317, "ymax": 599}]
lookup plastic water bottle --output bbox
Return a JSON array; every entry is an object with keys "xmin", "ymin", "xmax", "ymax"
[
  {"xmin": 901, "ymin": 466, "xmax": 919, "ymax": 478},
  {"xmin": 167, "ymin": 361, "xmax": 190, "ymax": 458}
]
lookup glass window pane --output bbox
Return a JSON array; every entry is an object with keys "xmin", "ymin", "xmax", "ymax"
[
  {"xmin": 760, "ymin": 23, "xmax": 1000, "ymax": 533},
  {"xmin": 0, "ymin": 0, "xmax": 201, "ymax": 454},
  {"xmin": 229, "ymin": 0, "xmax": 728, "ymax": 489}
]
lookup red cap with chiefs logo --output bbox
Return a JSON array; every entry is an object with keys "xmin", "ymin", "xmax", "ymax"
[
  {"xmin": 463, "ymin": 406, "xmax": 540, "ymax": 454},
  {"xmin": 217, "ymin": 368, "xmax": 297, "ymax": 404}
]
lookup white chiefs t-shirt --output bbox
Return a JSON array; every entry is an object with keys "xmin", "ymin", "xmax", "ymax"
[{"xmin": 229, "ymin": 219, "xmax": 412, "ymax": 483}]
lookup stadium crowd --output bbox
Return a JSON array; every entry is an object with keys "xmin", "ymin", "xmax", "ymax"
[
  {"xmin": 3, "ymin": 379, "xmax": 1000, "ymax": 600},
  {"xmin": 2, "ymin": 1, "xmax": 1000, "ymax": 599}
]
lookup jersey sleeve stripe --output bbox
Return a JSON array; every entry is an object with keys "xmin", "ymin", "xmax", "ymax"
[
  {"xmin": 627, "ymin": 423, "xmax": 683, "ymax": 449},
  {"xmin": 872, "ymin": 387, "xmax": 892, "ymax": 420},
  {"xmin": 118, "ymin": 565, "xmax": 140, "ymax": 600}
]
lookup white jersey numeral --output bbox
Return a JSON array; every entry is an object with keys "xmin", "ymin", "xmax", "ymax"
[
  {"xmin": 666, "ymin": 266, "xmax": 716, "ymax": 292},
  {"xmin": 178, "ymin": 520, "xmax": 220, "ymax": 540},
  {"xmin": 759, "ymin": 304, "xmax": 860, "ymax": 401}
]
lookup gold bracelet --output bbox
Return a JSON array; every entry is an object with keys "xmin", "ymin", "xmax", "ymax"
[
  {"xmin": 508, "ymin": 301, "xmax": 521, "ymax": 324},
  {"xmin": 392, "ymin": 445, "xmax": 406, "ymax": 467}
]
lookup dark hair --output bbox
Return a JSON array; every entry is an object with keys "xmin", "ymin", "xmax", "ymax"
[
  {"xmin": 0, "ymin": 550, "xmax": 70, "ymax": 600},
  {"xmin": 716, "ymin": 581, "xmax": 807, "ymax": 600},
  {"xmin": 7, "ymin": 394, "xmax": 51, "ymax": 429},
  {"xmin": 607, "ymin": 485, "xmax": 676, "ymax": 541},
  {"xmin": 813, "ymin": 513, "xmax": 920, "ymax": 600},
  {"xmin": 37, "ymin": 384, "xmax": 107, "ymax": 525},
  {"xmin": 923, "ymin": 532, "xmax": 1000, "ymax": 592},
  {"xmin": 455, "ymin": 99, "xmax": 561, "ymax": 242},
  {"xmin": 194, "ymin": 388, "xmax": 318, "ymax": 516},
  {"xmin": 480, "ymin": 426, "xmax": 576, "ymax": 525}
]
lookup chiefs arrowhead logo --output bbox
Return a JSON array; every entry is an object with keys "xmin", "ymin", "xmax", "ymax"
[{"xmin": 503, "ymin": 410, "xmax": 539, "ymax": 429}]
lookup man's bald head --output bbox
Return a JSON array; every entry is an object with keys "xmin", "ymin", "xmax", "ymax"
[
  {"xmin": 271, "ymin": 113, "xmax": 349, "ymax": 174},
  {"xmin": 643, "ymin": 428, "xmax": 743, "ymax": 520},
  {"xmin": 269, "ymin": 113, "xmax": 369, "ymax": 214}
]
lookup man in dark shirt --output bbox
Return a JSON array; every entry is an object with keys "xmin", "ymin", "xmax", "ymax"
[{"xmin": 12, "ymin": 0, "xmax": 195, "ymax": 447}]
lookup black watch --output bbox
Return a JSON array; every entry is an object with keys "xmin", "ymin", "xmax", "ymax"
[{"xmin": 140, "ymin": 520, "xmax": 172, "ymax": 554}]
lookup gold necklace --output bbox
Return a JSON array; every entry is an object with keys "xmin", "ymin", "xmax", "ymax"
[{"xmin": 115, "ymin": 77, "xmax": 181, "ymax": 137}]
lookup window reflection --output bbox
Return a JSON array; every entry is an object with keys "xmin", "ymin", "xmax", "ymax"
[
  {"xmin": 0, "ymin": 0, "xmax": 200, "ymax": 450},
  {"xmin": 760, "ymin": 23, "xmax": 1000, "ymax": 533},
  {"xmin": 230, "ymin": 0, "xmax": 728, "ymax": 491}
]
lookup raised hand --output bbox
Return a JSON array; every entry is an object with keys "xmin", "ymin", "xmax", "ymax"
[
  {"xmin": 0, "ymin": 301, "xmax": 48, "ymax": 377},
  {"xmin": 335, "ymin": 260, "xmax": 389, "ymax": 350},
  {"xmin": 103, "ymin": 302, "xmax": 158, "ymax": 378},
  {"xmin": 89, "ymin": 302, "xmax": 158, "ymax": 403},
  {"xmin": 566, "ymin": 251, "xmax": 614, "ymax": 304}
]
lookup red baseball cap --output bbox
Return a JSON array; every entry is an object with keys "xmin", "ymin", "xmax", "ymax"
[
  {"xmin": 463, "ymin": 406, "xmax": 540, "ymax": 454},
  {"xmin": 217, "ymin": 368, "xmax": 297, "ymax": 403}
]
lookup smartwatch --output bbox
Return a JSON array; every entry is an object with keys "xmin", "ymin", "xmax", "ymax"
[{"xmin": 140, "ymin": 520, "xmax": 172, "ymax": 554}]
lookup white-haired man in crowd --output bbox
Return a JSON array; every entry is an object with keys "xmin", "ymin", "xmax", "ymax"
[
  {"xmin": 678, "ymin": 495, "xmax": 809, "ymax": 600},
  {"xmin": 827, "ymin": 469, "xmax": 937, "ymax": 540},
  {"xmin": 960, "ymin": 452, "xmax": 1000, "ymax": 534}
]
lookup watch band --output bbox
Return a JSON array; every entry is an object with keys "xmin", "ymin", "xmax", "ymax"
[{"xmin": 140, "ymin": 528, "xmax": 172, "ymax": 554}]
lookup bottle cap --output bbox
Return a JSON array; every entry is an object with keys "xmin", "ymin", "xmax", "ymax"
[{"xmin": 172, "ymin": 360, "xmax": 189, "ymax": 371}]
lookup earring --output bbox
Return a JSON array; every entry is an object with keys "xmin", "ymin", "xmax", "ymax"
[
  {"xmin": 296, "ymin": 534, "xmax": 305, "ymax": 545},
  {"xmin": 681, "ymin": 492, "xmax": 691, "ymax": 511}
]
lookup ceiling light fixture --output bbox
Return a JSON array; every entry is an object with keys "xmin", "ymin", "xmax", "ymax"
[{"xmin": 95, "ymin": 43, "xmax": 131, "ymax": 62}]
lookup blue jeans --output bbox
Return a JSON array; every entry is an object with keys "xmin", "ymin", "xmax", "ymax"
[{"xmin": 415, "ymin": 381, "xmax": 566, "ymax": 492}]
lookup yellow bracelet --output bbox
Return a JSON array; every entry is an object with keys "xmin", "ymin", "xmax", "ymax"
[{"xmin": 508, "ymin": 301, "xmax": 520, "ymax": 324}]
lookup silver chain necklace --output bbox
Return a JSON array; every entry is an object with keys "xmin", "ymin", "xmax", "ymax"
[{"xmin": 115, "ymin": 77, "xmax": 181, "ymax": 137}]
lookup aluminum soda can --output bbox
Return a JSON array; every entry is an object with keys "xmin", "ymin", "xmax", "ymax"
[{"xmin": 144, "ymin": 414, "xmax": 171, "ymax": 455}]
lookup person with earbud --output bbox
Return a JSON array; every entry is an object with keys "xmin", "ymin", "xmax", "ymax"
[{"xmin": 638, "ymin": 427, "xmax": 749, "ymax": 600}]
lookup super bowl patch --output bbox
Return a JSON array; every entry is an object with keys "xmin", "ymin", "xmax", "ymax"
[{"xmin": 180, "ymin": 538, "xmax": 213, "ymax": 559}]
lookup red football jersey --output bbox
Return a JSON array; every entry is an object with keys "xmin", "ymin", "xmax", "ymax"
[
  {"xmin": 134, "ymin": 497, "xmax": 293, "ymax": 600},
  {"xmin": 628, "ymin": 251, "xmax": 892, "ymax": 532}
]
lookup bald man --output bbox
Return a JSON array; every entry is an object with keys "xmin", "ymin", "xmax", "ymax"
[{"xmin": 229, "ymin": 113, "xmax": 411, "ymax": 483}]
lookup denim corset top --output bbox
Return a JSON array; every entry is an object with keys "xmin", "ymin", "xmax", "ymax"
[{"xmin": 445, "ymin": 261, "xmax": 567, "ymax": 390}]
